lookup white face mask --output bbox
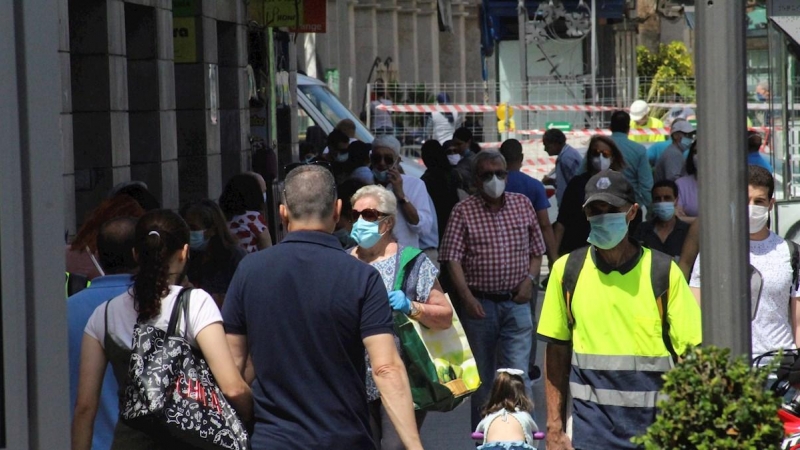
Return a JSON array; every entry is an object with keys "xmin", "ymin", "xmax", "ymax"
[
  {"xmin": 591, "ymin": 155, "xmax": 611, "ymax": 172},
  {"xmin": 447, "ymin": 154, "xmax": 462, "ymax": 166},
  {"xmin": 483, "ymin": 175, "xmax": 506, "ymax": 199},
  {"xmin": 748, "ymin": 204, "xmax": 770, "ymax": 233}
]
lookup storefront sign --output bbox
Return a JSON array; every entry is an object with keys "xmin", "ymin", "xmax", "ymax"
[
  {"xmin": 264, "ymin": 0, "xmax": 326, "ymax": 33},
  {"xmin": 173, "ymin": 17, "xmax": 198, "ymax": 63}
]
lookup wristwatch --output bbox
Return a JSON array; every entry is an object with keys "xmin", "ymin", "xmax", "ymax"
[
  {"xmin": 527, "ymin": 274, "xmax": 540, "ymax": 285},
  {"xmin": 409, "ymin": 303, "xmax": 422, "ymax": 319},
  {"xmin": 397, "ymin": 196, "xmax": 408, "ymax": 205}
]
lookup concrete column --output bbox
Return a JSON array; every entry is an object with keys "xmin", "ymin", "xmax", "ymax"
[
  {"xmin": 69, "ymin": 0, "xmax": 130, "ymax": 223},
  {"xmin": 376, "ymin": 0, "xmax": 400, "ymax": 80},
  {"xmin": 59, "ymin": 0, "xmax": 75, "ymax": 235},
  {"xmin": 397, "ymin": 0, "xmax": 419, "ymax": 83},
  {"xmin": 354, "ymin": 2, "xmax": 379, "ymax": 112},
  {"xmin": 341, "ymin": 0, "xmax": 358, "ymax": 108},
  {"xmin": 439, "ymin": 1, "xmax": 467, "ymax": 100},
  {"xmin": 176, "ymin": 0, "xmax": 222, "ymax": 204},
  {"xmin": 156, "ymin": 5, "xmax": 179, "ymax": 210},
  {"xmin": 463, "ymin": 1, "xmax": 483, "ymax": 85},
  {"xmin": 416, "ymin": 0, "xmax": 440, "ymax": 89}
]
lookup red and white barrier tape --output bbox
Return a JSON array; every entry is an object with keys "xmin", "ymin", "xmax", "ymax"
[{"xmin": 376, "ymin": 104, "xmax": 619, "ymax": 113}]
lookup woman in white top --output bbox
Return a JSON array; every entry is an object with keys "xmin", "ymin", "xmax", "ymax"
[
  {"xmin": 475, "ymin": 369, "xmax": 539, "ymax": 450},
  {"xmin": 72, "ymin": 210, "xmax": 252, "ymax": 450}
]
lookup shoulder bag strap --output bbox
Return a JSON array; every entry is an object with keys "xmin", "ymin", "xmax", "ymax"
[
  {"xmin": 392, "ymin": 246, "xmax": 424, "ymax": 292},
  {"xmin": 167, "ymin": 287, "xmax": 192, "ymax": 337},
  {"xmin": 650, "ymin": 249, "xmax": 679, "ymax": 364},
  {"xmin": 561, "ymin": 246, "xmax": 590, "ymax": 328},
  {"xmin": 786, "ymin": 239, "xmax": 800, "ymax": 293}
]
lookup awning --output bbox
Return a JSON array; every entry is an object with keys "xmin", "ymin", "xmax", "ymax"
[{"xmin": 770, "ymin": 15, "xmax": 800, "ymax": 48}]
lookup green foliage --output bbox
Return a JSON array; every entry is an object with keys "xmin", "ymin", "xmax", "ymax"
[
  {"xmin": 633, "ymin": 346, "xmax": 783, "ymax": 449},
  {"xmin": 636, "ymin": 42, "xmax": 695, "ymax": 107}
]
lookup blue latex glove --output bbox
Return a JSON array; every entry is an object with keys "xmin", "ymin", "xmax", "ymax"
[{"xmin": 388, "ymin": 290, "xmax": 412, "ymax": 314}]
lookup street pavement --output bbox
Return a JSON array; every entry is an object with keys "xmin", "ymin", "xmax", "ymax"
[{"xmin": 419, "ymin": 290, "xmax": 548, "ymax": 450}]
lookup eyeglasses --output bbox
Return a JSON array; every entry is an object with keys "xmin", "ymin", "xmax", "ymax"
[
  {"xmin": 477, "ymin": 170, "xmax": 509, "ymax": 182},
  {"xmin": 370, "ymin": 154, "xmax": 396, "ymax": 166},
  {"xmin": 283, "ymin": 160, "xmax": 332, "ymax": 175},
  {"xmin": 350, "ymin": 208, "xmax": 389, "ymax": 222}
]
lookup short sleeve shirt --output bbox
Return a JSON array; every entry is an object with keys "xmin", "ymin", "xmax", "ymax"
[
  {"xmin": 85, "ymin": 286, "xmax": 222, "ymax": 350},
  {"xmin": 505, "ymin": 171, "xmax": 550, "ymax": 211},
  {"xmin": 440, "ymin": 193, "xmax": 545, "ymax": 292},
  {"xmin": 222, "ymin": 231, "xmax": 392, "ymax": 448},
  {"xmin": 690, "ymin": 232, "xmax": 797, "ymax": 358},
  {"xmin": 538, "ymin": 246, "xmax": 702, "ymax": 357},
  {"xmin": 228, "ymin": 210, "xmax": 268, "ymax": 253}
]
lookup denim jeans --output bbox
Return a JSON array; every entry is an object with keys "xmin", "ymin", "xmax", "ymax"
[{"xmin": 462, "ymin": 298, "xmax": 533, "ymax": 429}]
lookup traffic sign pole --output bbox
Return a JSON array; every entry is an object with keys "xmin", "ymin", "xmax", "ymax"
[{"xmin": 696, "ymin": 0, "xmax": 751, "ymax": 356}]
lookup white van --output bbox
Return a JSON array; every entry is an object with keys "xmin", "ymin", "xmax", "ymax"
[{"xmin": 297, "ymin": 75, "xmax": 424, "ymax": 177}]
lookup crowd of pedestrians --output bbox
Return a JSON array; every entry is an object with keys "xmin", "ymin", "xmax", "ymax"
[{"xmin": 65, "ymin": 98, "xmax": 787, "ymax": 450}]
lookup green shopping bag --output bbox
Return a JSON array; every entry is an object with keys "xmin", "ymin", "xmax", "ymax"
[{"xmin": 393, "ymin": 247, "xmax": 481, "ymax": 412}]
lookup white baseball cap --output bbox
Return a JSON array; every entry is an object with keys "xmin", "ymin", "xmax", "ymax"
[
  {"xmin": 629, "ymin": 100, "xmax": 650, "ymax": 121},
  {"xmin": 670, "ymin": 119, "xmax": 695, "ymax": 135}
]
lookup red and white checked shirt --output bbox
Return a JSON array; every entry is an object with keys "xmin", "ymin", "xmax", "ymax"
[{"xmin": 440, "ymin": 192, "xmax": 545, "ymax": 292}]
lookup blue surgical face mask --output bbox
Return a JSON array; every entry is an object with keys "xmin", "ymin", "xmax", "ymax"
[
  {"xmin": 652, "ymin": 202, "xmax": 676, "ymax": 221},
  {"xmin": 372, "ymin": 168, "xmax": 389, "ymax": 184},
  {"xmin": 189, "ymin": 230, "xmax": 208, "ymax": 251},
  {"xmin": 350, "ymin": 218, "xmax": 386, "ymax": 249},
  {"xmin": 756, "ymin": 92, "xmax": 766, "ymax": 102},
  {"xmin": 680, "ymin": 137, "xmax": 693, "ymax": 149},
  {"xmin": 336, "ymin": 152, "xmax": 349, "ymax": 163},
  {"xmin": 587, "ymin": 209, "xmax": 630, "ymax": 250}
]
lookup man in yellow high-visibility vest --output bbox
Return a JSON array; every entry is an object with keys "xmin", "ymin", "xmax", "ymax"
[{"xmin": 629, "ymin": 100, "xmax": 666, "ymax": 143}]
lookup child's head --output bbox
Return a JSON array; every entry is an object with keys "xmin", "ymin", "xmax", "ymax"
[{"xmin": 482, "ymin": 368, "xmax": 533, "ymax": 416}]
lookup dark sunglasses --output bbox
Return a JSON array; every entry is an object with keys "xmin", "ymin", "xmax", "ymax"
[
  {"xmin": 350, "ymin": 208, "xmax": 388, "ymax": 222},
  {"xmin": 370, "ymin": 154, "xmax": 396, "ymax": 166},
  {"xmin": 477, "ymin": 170, "xmax": 508, "ymax": 182},
  {"xmin": 283, "ymin": 160, "xmax": 332, "ymax": 175}
]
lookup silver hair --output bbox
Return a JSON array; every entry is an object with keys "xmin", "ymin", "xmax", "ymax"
[
  {"xmin": 473, "ymin": 150, "xmax": 507, "ymax": 180},
  {"xmin": 757, "ymin": 80, "xmax": 770, "ymax": 91},
  {"xmin": 283, "ymin": 165, "xmax": 337, "ymax": 221},
  {"xmin": 372, "ymin": 135, "xmax": 402, "ymax": 154},
  {"xmin": 350, "ymin": 185, "xmax": 398, "ymax": 216}
]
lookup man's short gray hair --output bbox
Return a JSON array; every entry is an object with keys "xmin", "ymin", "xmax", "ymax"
[
  {"xmin": 372, "ymin": 135, "xmax": 402, "ymax": 154},
  {"xmin": 350, "ymin": 185, "xmax": 397, "ymax": 216},
  {"xmin": 757, "ymin": 80, "xmax": 770, "ymax": 91},
  {"xmin": 283, "ymin": 165, "xmax": 337, "ymax": 221},
  {"xmin": 473, "ymin": 150, "xmax": 507, "ymax": 180}
]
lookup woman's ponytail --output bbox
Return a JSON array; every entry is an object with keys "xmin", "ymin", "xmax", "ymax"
[{"xmin": 132, "ymin": 210, "xmax": 190, "ymax": 322}]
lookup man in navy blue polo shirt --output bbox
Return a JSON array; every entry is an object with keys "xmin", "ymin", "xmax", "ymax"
[
  {"xmin": 68, "ymin": 217, "xmax": 138, "ymax": 450},
  {"xmin": 223, "ymin": 165, "xmax": 423, "ymax": 450}
]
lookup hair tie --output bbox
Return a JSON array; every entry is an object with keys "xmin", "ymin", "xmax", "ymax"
[{"xmin": 148, "ymin": 231, "xmax": 160, "ymax": 237}]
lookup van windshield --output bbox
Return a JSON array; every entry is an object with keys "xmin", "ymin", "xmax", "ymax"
[{"xmin": 298, "ymin": 84, "xmax": 373, "ymax": 142}]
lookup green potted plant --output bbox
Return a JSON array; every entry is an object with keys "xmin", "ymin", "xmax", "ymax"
[{"xmin": 633, "ymin": 346, "xmax": 783, "ymax": 449}]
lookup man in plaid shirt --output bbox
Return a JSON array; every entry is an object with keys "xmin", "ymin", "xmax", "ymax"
[{"xmin": 440, "ymin": 150, "xmax": 545, "ymax": 429}]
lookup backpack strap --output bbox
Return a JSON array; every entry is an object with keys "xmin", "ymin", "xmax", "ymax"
[
  {"xmin": 786, "ymin": 239, "xmax": 800, "ymax": 294},
  {"xmin": 561, "ymin": 246, "xmax": 590, "ymax": 328},
  {"xmin": 650, "ymin": 249, "xmax": 679, "ymax": 364}
]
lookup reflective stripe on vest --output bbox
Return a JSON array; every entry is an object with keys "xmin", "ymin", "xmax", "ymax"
[
  {"xmin": 570, "ymin": 382, "xmax": 668, "ymax": 409},
  {"xmin": 572, "ymin": 352, "xmax": 674, "ymax": 372}
]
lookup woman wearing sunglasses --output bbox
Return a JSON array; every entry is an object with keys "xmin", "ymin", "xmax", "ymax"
[
  {"xmin": 554, "ymin": 135, "xmax": 626, "ymax": 256},
  {"xmin": 348, "ymin": 185, "xmax": 453, "ymax": 450}
]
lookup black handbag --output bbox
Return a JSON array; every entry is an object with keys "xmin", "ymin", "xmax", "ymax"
[{"xmin": 121, "ymin": 288, "xmax": 249, "ymax": 450}]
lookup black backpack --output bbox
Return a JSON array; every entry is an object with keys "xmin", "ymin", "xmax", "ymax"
[{"xmin": 561, "ymin": 246, "xmax": 679, "ymax": 364}]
